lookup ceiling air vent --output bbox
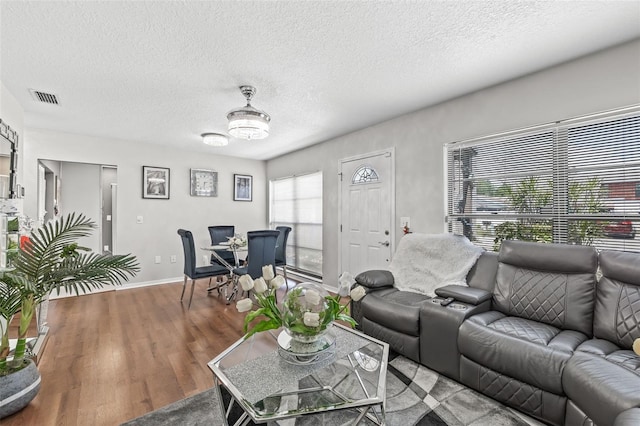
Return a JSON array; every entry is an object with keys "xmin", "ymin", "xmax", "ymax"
[{"xmin": 29, "ymin": 89, "xmax": 59, "ymax": 105}]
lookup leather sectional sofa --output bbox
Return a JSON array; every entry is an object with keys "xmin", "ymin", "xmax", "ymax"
[{"xmin": 351, "ymin": 240, "xmax": 640, "ymax": 426}]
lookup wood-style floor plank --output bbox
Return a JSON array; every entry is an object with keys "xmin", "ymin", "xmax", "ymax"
[{"xmin": 3, "ymin": 278, "xmax": 279, "ymax": 425}]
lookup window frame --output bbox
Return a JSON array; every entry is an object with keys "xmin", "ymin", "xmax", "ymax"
[{"xmin": 445, "ymin": 105, "xmax": 640, "ymax": 252}]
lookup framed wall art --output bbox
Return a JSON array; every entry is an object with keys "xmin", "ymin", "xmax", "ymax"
[
  {"xmin": 234, "ymin": 174, "xmax": 252, "ymax": 201},
  {"xmin": 190, "ymin": 168, "xmax": 218, "ymax": 197},
  {"xmin": 142, "ymin": 166, "xmax": 170, "ymax": 199}
]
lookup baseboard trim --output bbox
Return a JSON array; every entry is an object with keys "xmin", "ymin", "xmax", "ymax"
[
  {"xmin": 278, "ymin": 268, "xmax": 338, "ymax": 293},
  {"xmin": 117, "ymin": 277, "xmax": 183, "ymax": 290}
]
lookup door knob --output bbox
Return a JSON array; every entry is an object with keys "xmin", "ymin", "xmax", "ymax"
[{"xmin": 378, "ymin": 241, "xmax": 390, "ymax": 247}]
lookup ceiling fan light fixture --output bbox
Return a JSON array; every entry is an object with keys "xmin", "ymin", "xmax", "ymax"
[
  {"xmin": 202, "ymin": 132, "xmax": 229, "ymax": 147},
  {"xmin": 227, "ymin": 86, "xmax": 270, "ymax": 140}
]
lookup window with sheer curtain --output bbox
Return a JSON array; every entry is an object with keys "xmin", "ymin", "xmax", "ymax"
[
  {"xmin": 446, "ymin": 106, "xmax": 640, "ymax": 252},
  {"xmin": 270, "ymin": 171, "xmax": 323, "ymax": 277}
]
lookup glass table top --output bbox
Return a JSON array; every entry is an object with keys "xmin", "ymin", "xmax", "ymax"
[{"xmin": 208, "ymin": 323, "xmax": 389, "ymax": 424}]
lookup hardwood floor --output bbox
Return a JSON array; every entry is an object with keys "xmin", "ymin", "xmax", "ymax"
[{"xmin": 4, "ymin": 279, "xmax": 276, "ymax": 425}]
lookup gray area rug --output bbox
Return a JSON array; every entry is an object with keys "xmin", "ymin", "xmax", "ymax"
[{"xmin": 122, "ymin": 354, "xmax": 535, "ymax": 426}]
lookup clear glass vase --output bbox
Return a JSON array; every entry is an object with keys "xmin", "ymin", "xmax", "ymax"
[{"xmin": 281, "ymin": 282, "xmax": 331, "ymax": 344}]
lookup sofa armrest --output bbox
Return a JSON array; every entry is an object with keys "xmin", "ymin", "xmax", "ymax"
[
  {"xmin": 435, "ymin": 285, "xmax": 491, "ymax": 305},
  {"xmin": 355, "ymin": 270, "xmax": 394, "ymax": 290}
]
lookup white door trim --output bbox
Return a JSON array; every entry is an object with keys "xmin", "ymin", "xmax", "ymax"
[{"xmin": 338, "ymin": 147, "xmax": 395, "ymax": 277}]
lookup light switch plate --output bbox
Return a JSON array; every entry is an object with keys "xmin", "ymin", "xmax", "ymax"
[{"xmin": 401, "ymin": 217, "xmax": 410, "ymax": 228}]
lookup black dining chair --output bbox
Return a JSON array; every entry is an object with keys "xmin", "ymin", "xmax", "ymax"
[
  {"xmin": 275, "ymin": 226, "xmax": 292, "ymax": 292},
  {"xmin": 231, "ymin": 230, "xmax": 279, "ymax": 301},
  {"xmin": 208, "ymin": 225, "xmax": 236, "ymax": 267},
  {"xmin": 177, "ymin": 229, "xmax": 230, "ymax": 309}
]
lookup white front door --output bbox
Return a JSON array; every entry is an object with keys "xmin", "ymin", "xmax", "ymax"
[{"xmin": 339, "ymin": 149, "xmax": 394, "ymax": 277}]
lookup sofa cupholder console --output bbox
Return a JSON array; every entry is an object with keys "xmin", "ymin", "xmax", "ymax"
[{"xmin": 420, "ymin": 288, "xmax": 492, "ymax": 380}]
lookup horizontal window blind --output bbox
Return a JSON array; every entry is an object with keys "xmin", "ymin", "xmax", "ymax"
[
  {"xmin": 270, "ymin": 171, "xmax": 323, "ymax": 276},
  {"xmin": 446, "ymin": 107, "xmax": 640, "ymax": 252}
]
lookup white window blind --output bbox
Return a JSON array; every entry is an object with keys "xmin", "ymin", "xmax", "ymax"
[
  {"xmin": 446, "ymin": 107, "xmax": 640, "ymax": 252},
  {"xmin": 270, "ymin": 171, "xmax": 323, "ymax": 276}
]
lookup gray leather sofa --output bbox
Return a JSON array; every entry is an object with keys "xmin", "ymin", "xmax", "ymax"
[{"xmin": 351, "ymin": 240, "xmax": 640, "ymax": 426}]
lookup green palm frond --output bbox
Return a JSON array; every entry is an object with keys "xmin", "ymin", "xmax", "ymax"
[
  {"xmin": 46, "ymin": 252, "xmax": 139, "ymax": 296},
  {"xmin": 10, "ymin": 213, "xmax": 139, "ymax": 297},
  {"xmin": 0, "ymin": 281, "xmax": 21, "ymax": 323},
  {"xmin": 12, "ymin": 213, "xmax": 97, "ymax": 284}
]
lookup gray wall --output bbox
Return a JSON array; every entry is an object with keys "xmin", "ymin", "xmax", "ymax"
[
  {"xmin": 22, "ymin": 129, "xmax": 268, "ymax": 287},
  {"xmin": 0, "ymin": 81, "xmax": 24, "ymax": 184},
  {"xmin": 59, "ymin": 161, "xmax": 102, "ymax": 252},
  {"xmin": 266, "ymin": 39, "xmax": 640, "ymax": 284}
]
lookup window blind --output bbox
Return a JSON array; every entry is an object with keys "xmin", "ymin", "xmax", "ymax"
[
  {"xmin": 446, "ymin": 107, "xmax": 640, "ymax": 252},
  {"xmin": 270, "ymin": 171, "xmax": 323, "ymax": 276}
]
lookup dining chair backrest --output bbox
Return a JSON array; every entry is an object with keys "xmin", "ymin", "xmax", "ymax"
[
  {"xmin": 208, "ymin": 225, "xmax": 235, "ymax": 245},
  {"xmin": 177, "ymin": 229, "xmax": 196, "ymax": 277},
  {"xmin": 208, "ymin": 225, "xmax": 236, "ymax": 265},
  {"xmin": 275, "ymin": 226, "xmax": 292, "ymax": 266},
  {"xmin": 245, "ymin": 230, "xmax": 280, "ymax": 279}
]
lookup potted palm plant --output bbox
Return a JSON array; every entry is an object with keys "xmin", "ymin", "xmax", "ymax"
[{"xmin": 0, "ymin": 213, "xmax": 139, "ymax": 418}]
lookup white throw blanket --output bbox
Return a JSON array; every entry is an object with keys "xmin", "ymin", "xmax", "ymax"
[{"xmin": 389, "ymin": 233, "xmax": 484, "ymax": 297}]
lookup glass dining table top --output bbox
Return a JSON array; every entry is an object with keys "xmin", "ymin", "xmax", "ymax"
[{"xmin": 208, "ymin": 323, "xmax": 389, "ymax": 424}]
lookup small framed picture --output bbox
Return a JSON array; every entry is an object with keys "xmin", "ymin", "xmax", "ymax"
[
  {"xmin": 234, "ymin": 174, "xmax": 252, "ymax": 201},
  {"xmin": 190, "ymin": 168, "xmax": 218, "ymax": 197},
  {"xmin": 142, "ymin": 166, "xmax": 170, "ymax": 199}
]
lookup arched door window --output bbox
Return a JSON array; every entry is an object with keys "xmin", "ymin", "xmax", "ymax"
[{"xmin": 351, "ymin": 165, "xmax": 379, "ymax": 184}]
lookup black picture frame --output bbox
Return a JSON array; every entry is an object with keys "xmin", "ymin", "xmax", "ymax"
[
  {"xmin": 234, "ymin": 174, "xmax": 252, "ymax": 201},
  {"xmin": 142, "ymin": 166, "xmax": 170, "ymax": 199}
]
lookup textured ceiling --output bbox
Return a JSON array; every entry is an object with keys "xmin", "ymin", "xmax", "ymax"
[{"xmin": 1, "ymin": 1, "xmax": 639, "ymax": 160}]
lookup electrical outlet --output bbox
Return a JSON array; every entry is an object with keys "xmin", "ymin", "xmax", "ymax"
[
  {"xmin": 154, "ymin": 255, "xmax": 161, "ymax": 264},
  {"xmin": 170, "ymin": 255, "xmax": 177, "ymax": 263},
  {"xmin": 136, "ymin": 215, "xmax": 143, "ymax": 224}
]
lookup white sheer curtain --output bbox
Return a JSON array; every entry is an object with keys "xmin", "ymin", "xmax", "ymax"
[{"xmin": 270, "ymin": 171, "xmax": 323, "ymax": 276}]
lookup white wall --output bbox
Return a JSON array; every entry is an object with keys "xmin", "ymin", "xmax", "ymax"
[
  {"xmin": 267, "ymin": 39, "xmax": 640, "ymax": 284},
  {"xmin": 23, "ymin": 130, "xmax": 267, "ymax": 287}
]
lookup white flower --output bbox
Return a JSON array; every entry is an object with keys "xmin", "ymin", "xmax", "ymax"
[
  {"xmin": 236, "ymin": 298, "xmax": 253, "ymax": 312},
  {"xmin": 305, "ymin": 289, "xmax": 321, "ymax": 306},
  {"xmin": 338, "ymin": 271, "xmax": 354, "ymax": 296},
  {"xmin": 239, "ymin": 275, "xmax": 254, "ymax": 291},
  {"xmin": 262, "ymin": 265, "xmax": 275, "ymax": 281},
  {"xmin": 303, "ymin": 311, "xmax": 320, "ymax": 327},
  {"xmin": 337, "ymin": 280, "xmax": 350, "ymax": 297},
  {"xmin": 350, "ymin": 285, "xmax": 366, "ymax": 301},
  {"xmin": 253, "ymin": 277, "xmax": 268, "ymax": 294},
  {"xmin": 269, "ymin": 275, "xmax": 285, "ymax": 289}
]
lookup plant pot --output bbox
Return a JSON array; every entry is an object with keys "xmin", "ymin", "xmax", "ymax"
[{"xmin": 0, "ymin": 359, "xmax": 41, "ymax": 419}]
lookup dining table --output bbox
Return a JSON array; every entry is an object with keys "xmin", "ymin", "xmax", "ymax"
[{"xmin": 201, "ymin": 242, "xmax": 248, "ymax": 304}]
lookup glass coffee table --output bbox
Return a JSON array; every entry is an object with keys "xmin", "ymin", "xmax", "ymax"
[{"xmin": 208, "ymin": 323, "xmax": 389, "ymax": 425}]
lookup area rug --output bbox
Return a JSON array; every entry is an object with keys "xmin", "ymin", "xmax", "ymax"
[{"xmin": 122, "ymin": 353, "xmax": 536, "ymax": 426}]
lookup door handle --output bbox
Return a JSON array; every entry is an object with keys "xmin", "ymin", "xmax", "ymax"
[{"xmin": 378, "ymin": 241, "xmax": 390, "ymax": 247}]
